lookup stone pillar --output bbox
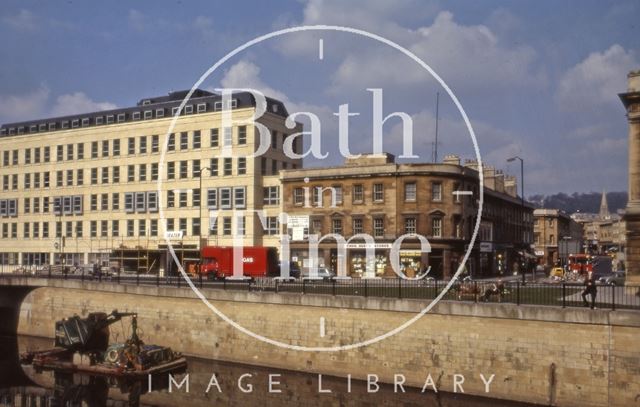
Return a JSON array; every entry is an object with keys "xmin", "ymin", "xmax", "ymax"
[{"xmin": 619, "ymin": 70, "xmax": 640, "ymax": 291}]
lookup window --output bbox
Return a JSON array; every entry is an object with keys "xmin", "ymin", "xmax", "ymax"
[
  {"xmin": 192, "ymin": 160, "xmax": 200, "ymax": 178},
  {"xmin": 127, "ymin": 220, "xmax": 134, "ymax": 237},
  {"xmin": 220, "ymin": 188, "xmax": 232, "ymax": 209},
  {"xmin": 81, "ymin": 118, "xmax": 89, "ymax": 127},
  {"xmin": 57, "ymin": 145, "xmax": 64, "ymax": 161},
  {"xmin": 405, "ymin": 182, "xmax": 417, "ymax": 202},
  {"xmin": 106, "ymin": 115, "xmax": 114, "ymax": 124},
  {"xmin": 236, "ymin": 216, "xmax": 245, "ymax": 236},
  {"xmin": 294, "ymin": 188, "xmax": 304, "ymax": 205},
  {"xmin": 151, "ymin": 163, "xmax": 158, "ymax": 181},
  {"xmin": 33, "ymin": 197, "xmax": 40, "ymax": 213},
  {"xmin": 238, "ymin": 126, "xmax": 247, "ymax": 144},
  {"xmin": 237, "ymin": 157, "xmax": 246, "ymax": 175},
  {"xmin": 12, "ymin": 150, "xmax": 18, "ymax": 165},
  {"xmin": 167, "ymin": 190, "xmax": 175, "ymax": 208},
  {"xmin": 44, "ymin": 147, "xmax": 50, "ymax": 162},
  {"xmin": 353, "ymin": 218, "xmax": 363, "ymax": 235},
  {"xmin": 167, "ymin": 160, "xmax": 175, "ymax": 180},
  {"xmin": 271, "ymin": 160, "xmax": 277, "ymax": 174},
  {"xmin": 147, "ymin": 192, "xmax": 158, "ymax": 212},
  {"xmin": 101, "ymin": 193, "xmax": 108, "ymax": 211},
  {"xmin": 271, "ymin": 130, "xmax": 278, "ymax": 149},
  {"xmin": 2, "ymin": 175, "xmax": 7, "ymax": 191},
  {"xmin": 453, "ymin": 182, "xmax": 461, "ymax": 203},
  {"xmin": 353, "ymin": 185, "xmax": 364, "ymax": 203},
  {"xmin": 209, "ymin": 158, "xmax": 218, "ymax": 176},
  {"xmin": 34, "ymin": 147, "xmax": 40, "ymax": 163},
  {"xmin": 197, "ymin": 103, "xmax": 207, "ymax": 113},
  {"xmin": 12, "ymin": 174, "xmax": 18, "ymax": 190},
  {"xmin": 95, "ymin": 116, "xmax": 103, "ymax": 125},
  {"xmin": 222, "ymin": 217, "xmax": 232, "ymax": 235},
  {"xmin": 90, "ymin": 168, "xmax": 98, "ymax": 185},
  {"xmin": 144, "ymin": 110, "xmax": 152, "ymax": 120},
  {"xmin": 90, "ymin": 194, "xmax": 98, "ymax": 211},
  {"xmin": 101, "ymin": 167, "xmax": 109, "ymax": 184},
  {"xmin": 332, "ymin": 218, "xmax": 343, "ymax": 235},
  {"xmin": 24, "ymin": 173, "xmax": 31, "ymax": 189},
  {"xmin": 139, "ymin": 136, "xmax": 147, "ymax": 154},
  {"xmin": 151, "ymin": 135, "xmax": 159, "ymax": 153},
  {"xmin": 24, "ymin": 198, "xmax": 30, "ymax": 214},
  {"xmin": 66, "ymin": 170, "xmax": 73, "ymax": 186},
  {"xmin": 263, "ymin": 186, "xmax": 279, "ymax": 205},
  {"xmin": 56, "ymin": 170, "xmax": 63, "ymax": 187},
  {"xmin": 91, "ymin": 142, "xmax": 98, "ymax": 158},
  {"xmin": 135, "ymin": 192, "xmax": 146, "ymax": 212},
  {"xmin": 150, "ymin": 219, "xmax": 158, "ymax": 236},
  {"xmin": 112, "ymin": 220, "xmax": 119, "ymax": 237},
  {"xmin": 112, "ymin": 166, "xmax": 119, "ymax": 183},
  {"xmin": 185, "ymin": 105, "xmax": 193, "ymax": 114},
  {"xmin": 264, "ymin": 217, "xmax": 279, "ymax": 235},
  {"xmin": 179, "ymin": 192, "xmax": 187, "ymax": 207},
  {"xmin": 223, "ymin": 127, "xmax": 232, "ymax": 146},
  {"xmin": 373, "ymin": 183, "xmax": 384, "ymax": 202},
  {"xmin": 156, "ymin": 109, "xmax": 164, "ymax": 118},
  {"xmin": 139, "ymin": 164, "xmax": 147, "ymax": 181},
  {"xmin": 234, "ymin": 187, "xmax": 246, "ymax": 208},
  {"xmin": 261, "ymin": 157, "xmax": 267, "ymax": 175},
  {"xmin": 168, "ymin": 133, "xmax": 175, "ymax": 151},
  {"xmin": 128, "ymin": 137, "xmax": 135, "ymax": 155},
  {"xmin": 373, "ymin": 218, "xmax": 384, "ymax": 238},
  {"xmin": 74, "ymin": 169, "xmax": 82, "ymax": 186},
  {"xmin": 132, "ymin": 111, "xmax": 141, "ymax": 121},
  {"xmin": 193, "ymin": 130, "xmax": 201, "ymax": 148},
  {"xmin": 124, "ymin": 193, "xmax": 134, "ymax": 213},
  {"xmin": 223, "ymin": 158, "xmax": 232, "ymax": 176},
  {"xmin": 8, "ymin": 199, "xmax": 16, "ymax": 216},
  {"xmin": 72, "ymin": 119, "xmax": 79, "ymax": 128},
  {"xmin": 128, "ymin": 165, "xmax": 135, "ymax": 182},
  {"xmin": 180, "ymin": 132, "xmax": 188, "ymax": 150},
  {"xmin": 432, "ymin": 182, "xmax": 442, "ymax": 201},
  {"xmin": 73, "ymin": 196, "xmax": 82, "ymax": 214},
  {"xmin": 334, "ymin": 186, "xmax": 343, "ymax": 205},
  {"xmin": 404, "ymin": 217, "xmax": 417, "ymax": 234},
  {"xmin": 43, "ymin": 197, "xmax": 49, "ymax": 213},
  {"xmin": 102, "ymin": 140, "xmax": 109, "ymax": 157},
  {"xmin": 25, "ymin": 149, "xmax": 31, "ymax": 164},
  {"xmin": 42, "ymin": 222, "xmax": 49, "ymax": 238},
  {"xmin": 432, "ymin": 217, "xmax": 442, "ymax": 238},
  {"xmin": 179, "ymin": 161, "xmax": 188, "ymax": 179},
  {"xmin": 112, "ymin": 193, "xmax": 119, "ymax": 210},
  {"xmin": 179, "ymin": 218, "xmax": 187, "ymax": 235},
  {"xmin": 138, "ymin": 219, "xmax": 146, "ymax": 236},
  {"xmin": 2, "ymin": 151, "xmax": 8, "ymax": 166},
  {"xmin": 192, "ymin": 218, "xmax": 201, "ymax": 236},
  {"xmin": 77, "ymin": 143, "xmax": 84, "ymax": 159},
  {"xmin": 24, "ymin": 222, "xmax": 29, "ymax": 238},
  {"xmin": 210, "ymin": 128, "xmax": 219, "ymax": 147},
  {"xmin": 207, "ymin": 189, "xmax": 217, "ymax": 208},
  {"xmin": 33, "ymin": 222, "xmax": 39, "ymax": 238}
]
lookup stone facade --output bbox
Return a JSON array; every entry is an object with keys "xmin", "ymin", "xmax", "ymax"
[
  {"xmin": 619, "ymin": 71, "xmax": 640, "ymax": 289},
  {"xmin": 533, "ymin": 209, "xmax": 584, "ymax": 266},
  {"xmin": 15, "ymin": 283, "xmax": 640, "ymax": 407},
  {"xmin": 281, "ymin": 154, "xmax": 534, "ymax": 279}
]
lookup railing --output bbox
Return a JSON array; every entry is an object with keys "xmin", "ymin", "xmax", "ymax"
[{"xmin": 1, "ymin": 267, "xmax": 639, "ymax": 311}]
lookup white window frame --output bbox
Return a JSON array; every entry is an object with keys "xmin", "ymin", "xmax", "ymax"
[
  {"xmin": 147, "ymin": 192, "xmax": 158, "ymax": 212},
  {"xmin": 207, "ymin": 188, "xmax": 218, "ymax": 209},
  {"xmin": 124, "ymin": 192, "xmax": 134, "ymax": 213},
  {"xmin": 219, "ymin": 187, "xmax": 232, "ymax": 209},
  {"xmin": 144, "ymin": 110, "xmax": 152, "ymax": 119},
  {"xmin": 197, "ymin": 103, "xmax": 207, "ymax": 113},
  {"xmin": 156, "ymin": 108, "xmax": 164, "ymax": 118},
  {"xmin": 132, "ymin": 111, "xmax": 141, "ymax": 121},
  {"xmin": 135, "ymin": 192, "xmax": 146, "ymax": 212},
  {"xmin": 234, "ymin": 187, "xmax": 246, "ymax": 209}
]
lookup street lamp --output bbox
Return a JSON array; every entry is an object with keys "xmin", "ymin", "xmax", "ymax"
[
  {"xmin": 507, "ymin": 156, "xmax": 526, "ymax": 280},
  {"xmin": 197, "ymin": 167, "xmax": 212, "ymax": 272}
]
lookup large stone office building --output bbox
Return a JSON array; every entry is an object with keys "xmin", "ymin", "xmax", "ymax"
[
  {"xmin": 0, "ymin": 89, "xmax": 301, "ymax": 274},
  {"xmin": 281, "ymin": 153, "xmax": 534, "ymax": 279}
]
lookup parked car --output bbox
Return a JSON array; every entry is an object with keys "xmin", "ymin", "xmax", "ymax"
[
  {"xmin": 550, "ymin": 267, "xmax": 564, "ymax": 279},
  {"xmin": 599, "ymin": 271, "xmax": 625, "ymax": 286},
  {"xmin": 301, "ymin": 267, "xmax": 336, "ymax": 280}
]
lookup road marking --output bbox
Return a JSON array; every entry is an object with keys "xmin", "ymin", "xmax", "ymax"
[
  {"xmin": 318, "ymin": 39, "xmax": 324, "ymax": 60},
  {"xmin": 452, "ymin": 191, "xmax": 473, "ymax": 196},
  {"xmin": 320, "ymin": 317, "xmax": 325, "ymax": 337}
]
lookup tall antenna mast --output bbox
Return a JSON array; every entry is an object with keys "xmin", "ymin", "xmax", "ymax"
[{"xmin": 434, "ymin": 92, "xmax": 440, "ymax": 163}]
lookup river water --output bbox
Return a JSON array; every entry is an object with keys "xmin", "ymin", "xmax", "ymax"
[{"xmin": 1, "ymin": 335, "xmax": 539, "ymax": 407}]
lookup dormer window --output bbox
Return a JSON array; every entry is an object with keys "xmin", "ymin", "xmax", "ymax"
[
  {"xmin": 185, "ymin": 105, "xmax": 193, "ymax": 114},
  {"xmin": 144, "ymin": 110, "xmax": 152, "ymax": 119},
  {"xmin": 71, "ymin": 120, "xmax": 79, "ymax": 128},
  {"xmin": 197, "ymin": 103, "xmax": 207, "ymax": 113},
  {"xmin": 229, "ymin": 99, "xmax": 237, "ymax": 109},
  {"xmin": 8, "ymin": 128, "xmax": 15, "ymax": 135},
  {"xmin": 142, "ymin": 99, "xmax": 151, "ymax": 105},
  {"xmin": 132, "ymin": 112, "xmax": 141, "ymax": 121},
  {"xmin": 106, "ymin": 115, "xmax": 114, "ymax": 124},
  {"xmin": 156, "ymin": 108, "xmax": 164, "ymax": 118},
  {"xmin": 214, "ymin": 101, "xmax": 223, "ymax": 111},
  {"xmin": 171, "ymin": 107, "xmax": 180, "ymax": 116},
  {"xmin": 0, "ymin": 129, "xmax": 6, "ymax": 136},
  {"xmin": 48, "ymin": 123, "xmax": 56, "ymax": 130},
  {"xmin": 272, "ymin": 103, "xmax": 279, "ymax": 113},
  {"xmin": 29, "ymin": 125, "xmax": 37, "ymax": 132},
  {"xmin": 117, "ymin": 113, "xmax": 125, "ymax": 122},
  {"xmin": 61, "ymin": 121, "xmax": 69, "ymax": 129},
  {"xmin": 39, "ymin": 123, "xmax": 47, "ymax": 131},
  {"xmin": 95, "ymin": 116, "xmax": 103, "ymax": 125},
  {"xmin": 81, "ymin": 118, "xmax": 89, "ymax": 127}
]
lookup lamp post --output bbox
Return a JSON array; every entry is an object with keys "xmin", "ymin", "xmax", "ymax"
[
  {"xmin": 561, "ymin": 236, "xmax": 572, "ymax": 270},
  {"xmin": 507, "ymin": 156, "xmax": 526, "ymax": 280},
  {"xmin": 197, "ymin": 167, "xmax": 211, "ymax": 273}
]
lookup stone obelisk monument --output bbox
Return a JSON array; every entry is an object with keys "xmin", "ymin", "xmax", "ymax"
[{"xmin": 619, "ymin": 70, "xmax": 640, "ymax": 292}]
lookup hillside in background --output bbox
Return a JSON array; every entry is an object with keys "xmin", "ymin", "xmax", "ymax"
[{"xmin": 527, "ymin": 192, "xmax": 628, "ymax": 214}]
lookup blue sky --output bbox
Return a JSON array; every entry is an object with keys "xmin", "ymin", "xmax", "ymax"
[{"xmin": 0, "ymin": 0, "xmax": 638, "ymax": 196}]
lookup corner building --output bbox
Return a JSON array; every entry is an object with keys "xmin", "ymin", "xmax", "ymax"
[
  {"xmin": 0, "ymin": 89, "xmax": 301, "ymax": 273},
  {"xmin": 281, "ymin": 153, "xmax": 534, "ymax": 279}
]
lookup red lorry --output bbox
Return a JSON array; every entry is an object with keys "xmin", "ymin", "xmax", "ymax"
[{"xmin": 199, "ymin": 246, "xmax": 279, "ymax": 279}]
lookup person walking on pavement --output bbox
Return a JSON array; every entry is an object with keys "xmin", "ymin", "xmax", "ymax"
[{"xmin": 581, "ymin": 269, "xmax": 598, "ymax": 309}]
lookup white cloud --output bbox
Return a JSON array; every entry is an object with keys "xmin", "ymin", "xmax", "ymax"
[
  {"xmin": 2, "ymin": 9, "xmax": 37, "ymax": 32},
  {"xmin": 555, "ymin": 44, "xmax": 637, "ymax": 110},
  {"xmin": 0, "ymin": 86, "xmax": 117, "ymax": 124},
  {"xmin": 127, "ymin": 9, "xmax": 148, "ymax": 32}
]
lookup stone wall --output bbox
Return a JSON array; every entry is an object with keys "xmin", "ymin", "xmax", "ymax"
[{"xmin": 16, "ymin": 282, "xmax": 640, "ymax": 407}]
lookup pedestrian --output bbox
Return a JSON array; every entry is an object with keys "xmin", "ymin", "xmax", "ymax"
[{"xmin": 581, "ymin": 270, "xmax": 597, "ymax": 309}]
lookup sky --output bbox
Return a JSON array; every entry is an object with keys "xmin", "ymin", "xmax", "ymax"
[{"xmin": 0, "ymin": 0, "xmax": 637, "ymax": 196}]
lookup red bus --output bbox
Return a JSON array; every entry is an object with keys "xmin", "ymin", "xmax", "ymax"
[
  {"xmin": 568, "ymin": 254, "xmax": 592, "ymax": 275},
  {"xmin": 199, "ymin": 246, "xmax": 279, "ymax": 279}
]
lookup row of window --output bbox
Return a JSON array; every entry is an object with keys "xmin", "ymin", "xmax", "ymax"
[
  {"xmin": 0, "ymin": 215, "xmax": 281, "ymax": 239},
  {"xmin": 292, "ymin": 181, "xmax": 456, "ymax": 207},
  {"xmin": 296, "ymin": 215, "xmax": 452, "ymax": 239},
  {"xmin": 0, "ymin": 99, "xmax": 240, "ymax": 136},
  {"xmin": 2, "ymin": 126, "xmax": 302, "ymax": 167}
]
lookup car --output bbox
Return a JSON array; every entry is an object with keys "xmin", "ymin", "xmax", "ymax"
[
  {"xmin": 301, "ymin": 267, "xmax": 336, "ymax": 280},
  {"xmin": 550, "ymin": 267, "xmax": 564, "ymax": 278},
  {"xmin": 599, "ymin": 271, "xmax": 625, "ymax": 286},
  {"xmin": 277, "ymin": 261, "xmax": 301, "ymax": 278}
]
